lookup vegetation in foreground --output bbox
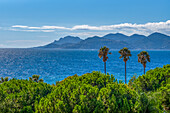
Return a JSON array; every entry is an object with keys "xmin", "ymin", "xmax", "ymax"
[{"xmin": 0, "ymin": 65, "xmax": 169, "ymax": 113}]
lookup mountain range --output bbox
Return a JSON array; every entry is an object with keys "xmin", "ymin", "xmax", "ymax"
[{"xmin": 36, "ymin": 32, "xmax": 170, "ymax": 49}]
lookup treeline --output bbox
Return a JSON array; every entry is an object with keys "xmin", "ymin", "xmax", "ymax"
[
  {"xmin": 0, "ymin": 78, "xmax": 53, "ymax": 112},
  {"xmin": 0, "ymin": 65, "xmax": 169, "ymax": 113},
  {"xmin": 128, "ymin": 64, "xmax": 170, "ymax": 111}
]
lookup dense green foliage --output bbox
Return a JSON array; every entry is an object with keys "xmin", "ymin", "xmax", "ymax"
[
  {"xmin": 35, "ymin": 72, "xmax": 140, "ymax": 113},
  {"xmin": 0, "ymin": 65, "xmax": 169, "ymax": 113},
  {"xmin": 129, "ymin": 64, "xmax": 170, "ymax": 111},
  {"xmin": 0, "ymin": 79, "xmax": 53, "ymax": 113}
]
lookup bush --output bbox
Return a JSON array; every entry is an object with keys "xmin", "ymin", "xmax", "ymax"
[
  {"xmin": 0, "ymin": 79, "xmax": 53, "ymax": 113},
  {"xmin": 129, "ymin": 64, "xmax": 170, "ymax": 112},
  {"xmin": 130, "ymin": 64, "xmax": 170, "ymax": 92},
  {"xmin": 35, "ymin": 72, "xmax": 163, "ymax": 113},
  {"xmin": 1, "ymin": 65, "xmax": 169, "ymax": 112}
]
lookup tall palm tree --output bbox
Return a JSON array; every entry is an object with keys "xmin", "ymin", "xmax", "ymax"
[
  {"xmin": 119, "ymin": 47, "xmax": 132, "ymax": 84},
  {"xmin": 138, "ymin": 51, "xmax": 150, "ymax": 74},
  {"xmin": 98, "ymin": 46, "xmax": 111, "ymax": 74}
]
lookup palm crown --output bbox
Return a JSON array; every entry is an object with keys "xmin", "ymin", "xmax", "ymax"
[
  {"xmin": 98, "ymin": 46, "xmax": 111, "ymax": 62},
  {"xmin": 29, "ymin": 75, "xmax": 44, "ymax": 83},
  {"xmin": 119, "ymin": 47, "xmax": 132, "ymax": 62},
  {"xmin": 138, "ymin": 51, "xmax": 150, "ymax": 68},
  {"xmin": 0, "ymin": 77, "xmax": 8, "ymax": 83}
]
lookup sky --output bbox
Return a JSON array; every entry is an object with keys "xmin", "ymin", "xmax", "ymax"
[{"xmin": 0, "ymin": 0, "xmax": 170, "ymax": 48}]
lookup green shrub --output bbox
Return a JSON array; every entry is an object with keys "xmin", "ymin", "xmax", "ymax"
[
  {"xmin": 0, "ymin": 79, "xmax": 53, "ymax": 113},
  {"xmin": 130, "ymin": 64, "xmax": 170, "ymax": 92},
  {"xmin": 1, "ymin": 65, "xmax": 169, "ymax": 113},
  {"xmin": 129, "ymin": 64, "xmax": 170, "ymax": 112},
  {"xmin": 35, "ymin": 71, "xmax": 163, "ymax": 113}
]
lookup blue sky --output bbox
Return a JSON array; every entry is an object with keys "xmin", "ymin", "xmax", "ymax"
[{"xmin": 0, "ymin": 0, "xmax": 170, "ymax": 48}]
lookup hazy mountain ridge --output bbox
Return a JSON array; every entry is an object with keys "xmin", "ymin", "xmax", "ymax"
[
  {"xmin": 36, "ymin": 32, "xmax": 170, "ymax": 49},
  {"xmin": 53, "ymin": 36, "xmax": 82, "ymax": 45}
]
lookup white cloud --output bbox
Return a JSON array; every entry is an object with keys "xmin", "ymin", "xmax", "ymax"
[
  {"xmin": 12, "ymin": 25, "xmax": 28, "ymax": 28},
  {"xmin": 71, "ymin": 25, "xmax": 100, "ymax": 30},
  {"xmin": 42, "ymin": 26, "xmax": 69, "ymax": 30},
  {"xmin": 10, "ymin": 20, "xmax": 170, "ymax": 35},
  {"xmin": 41, "ymin": 30, "xmax": 55, "ymax": 32},
  {"xmin": 12, "ymin": 25, "xmax": 69, "ymax": 30},
  {"xmin": 70, "ymin": 20, "xmax": 170, "ymax": 31},
  {"xmin": 10, "ymin": 28, "xmax": 55, "ymax": 32}
]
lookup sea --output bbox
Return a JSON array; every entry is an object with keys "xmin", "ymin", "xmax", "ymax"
[{"xmin": 0, "ymin": 48, "xmax": 169, "ymax": 84}]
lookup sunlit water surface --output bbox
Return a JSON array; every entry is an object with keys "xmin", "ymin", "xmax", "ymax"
[{"xmin": 0, "ymin": 49, "xmax": 169, "ymax": 84}]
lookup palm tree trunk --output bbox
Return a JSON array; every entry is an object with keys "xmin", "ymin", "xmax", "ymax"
[
  {"xmin": 125, "ymin": 61, "xmax": 126, "ymax": 84},
  {"xmin": 104, "ymin": 62, "xmax": 106, "ymax": 74}
]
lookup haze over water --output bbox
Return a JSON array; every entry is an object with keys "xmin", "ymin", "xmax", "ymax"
[{"xmin": 0, "ymin": 48, "xmax": 169, "ymax": 84}]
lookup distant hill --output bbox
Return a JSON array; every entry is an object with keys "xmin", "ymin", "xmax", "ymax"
[
  {"xmin": 103, "ymin": 33, "xmax": 129, "ymax": 41},
  {"xmin": 63, "ymin": 36, "xmax": 129, "ymax": 49},
  {"xmin": 37, "ymin": 36, "xmax": 82, "ymax": 48},
  {"xmin": 36, "ymin": 32, "xmax": 170, "ymax": 49},
  {"xmin": 53, "ymin": 36, "xmax": 82, "ymax": 45}
]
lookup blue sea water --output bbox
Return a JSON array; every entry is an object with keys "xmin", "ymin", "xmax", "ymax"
[{"xmin": 0, "ymin": 48, "xmax": 169, "ymax": 84}]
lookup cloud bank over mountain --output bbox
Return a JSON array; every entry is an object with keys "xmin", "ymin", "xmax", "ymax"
[
  {"xmin": 1, "ymin": 20, "xmax": 170, "ymax": 48},
  {"xmin": 11, "ymin": 20, "xmax": 170, "ymax": 36}
]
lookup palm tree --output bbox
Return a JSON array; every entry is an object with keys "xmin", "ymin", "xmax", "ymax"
[
  {"xmin": 98, "ymin": 46, "xmax": 111, "ymax": 74},
  {"xmin": 138, "ymin": 51, "xmax": 150, "ymax": 74},
  {"xmin": 0, "ymin": 77, "xmax": 8, "ymax": 83},
  {"xmin": 119, "ymin": 47, "xmax": 132, "ymax": 84},
  {"xmin": 29, "ymin": 75, "xmax": 44, "ymax": 83}
]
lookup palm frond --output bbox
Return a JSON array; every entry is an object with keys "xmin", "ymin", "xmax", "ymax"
[
  {"xmin": 119, "ymin": 47, "xmax": 131, "ymax": 62},
  {"xmin": 138, "ymin": 51, "xmax": 150, "ymax": 65},
  {"xmin": 98, "ymin": 46, "xmax": 111, "ymax": 62}
]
